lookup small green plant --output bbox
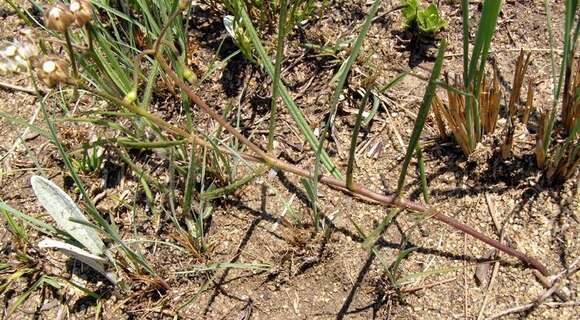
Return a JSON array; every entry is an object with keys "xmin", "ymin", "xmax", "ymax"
[
  {"xmin": 219, "ymin": 0, "xmax": 318, "ymax": 61},
  {"xmin": 73, "ymin": 141, "xmax": 104, "ymax": 173},
  {"xmin": 402, "ymin": 0, "xmax": 447, "ymax": 34},
  {"xmin": 536, "ymin": 0, "xmax": 579, "ymax": 182}
]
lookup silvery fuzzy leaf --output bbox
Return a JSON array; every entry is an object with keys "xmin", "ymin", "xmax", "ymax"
[
  {"xmin": 39, "ymin": 239, "xmax": 117, "ymax": 284},
  {"xmin": 223, "ymin": 15, "xmax": 235, "ymax": 39},
  {"xmin": 31, "ymin": 176, "xmax": 105, "ymax": 256}
]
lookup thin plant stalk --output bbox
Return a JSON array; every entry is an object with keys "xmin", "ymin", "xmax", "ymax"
[
  {"xmin": 268, "ymin": 0, "xmax": 288, "ymax": 152},
  {"xmin": 544, "ymin": 0, "xmax": 579, "ymax": 152},
  {"xmin": 327, "ymin": 0, "xmax": 382, "ymax": 129},
  {"xmin": 461, "ymin": 0, "xmax": 469, "ymax": 87},
  {"xmin": 462, "ymin": 0, "xmax": 502, "ymax": 150},
  {"xmin": 346, "ymin": 86, "xmax": 372, "ymax": 189},
  {"xmin": 416, "ymin": 144, "xmax": 429, "ymax": 203},
  {"xmin": 397, "ymin": 40, "xmax": 447, "ymax": 195},
  {"xmin": 83, "ymin": 76, "xmax": 549, "ymax": 276},
  {"xmin": 238, "ymin": 7, "xmax": 341, "ymax": 178},
  {"xmin": 183, "ymin": 145, "xmax": 198, "ymax": 240}
]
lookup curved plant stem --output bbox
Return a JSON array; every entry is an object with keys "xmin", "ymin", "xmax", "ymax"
[
  {"xmin": 81, "ymin": 58, "xmax": 550, "ymax": 277},
  {"xmin": 81, "ymin": 6, "xmax": 550, "ymax": 277}
]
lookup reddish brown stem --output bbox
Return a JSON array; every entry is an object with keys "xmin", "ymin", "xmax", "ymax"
[{"xmin": 133, "ymin": 54, "xmax": 550, "ymax": 276}]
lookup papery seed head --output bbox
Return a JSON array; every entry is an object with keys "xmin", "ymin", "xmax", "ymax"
[
  {"xmin": 45, "ymin": 4, "xmax": 75, "ymax": 32},
  {"xmin": 38, "ymin": 57, "xmax": 69, "ymax": 88},
  {"xmin": 0, "ymin": 60, "xmax": 10, "ymax": 75},
  {"xmin": 0, "ymin": 57, "xmax": 18, "ymax": 73},
  {"xmin": 70, "ymin": 0, "xmax": 93, "ymax": 27},
  {"xmin": 70, "ymin": 1, "xmax": 81, "ymax": 12},
  {"xmin": 3, "ymin": 45, "xmax": 17, "ymax": 57},
  {"xmin": 14, "ymin": 55, "xmax": 27, "ymax": 70},
  {"xmin": 43, "ymin": 60, "xmax": 57, "ymax": 73},
  {"xmin": 17, "ymin": 42, "xmax": 39, "ymax": 60}
]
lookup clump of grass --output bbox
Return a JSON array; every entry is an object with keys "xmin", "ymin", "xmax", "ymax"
[
  {"xmin": 536, "ymin": 58, "xmax": 579, "ymax": 181},
  {"xmin": 535, "ymin": 0, "xmax": 579, "ymax": 182},
  {"xmin": 500, "ymin": 50, "xmax": 532, "ymax": 159},
  {"xmin": 430, "ymin": 0, "xmax": 503, "ymax": 155}
]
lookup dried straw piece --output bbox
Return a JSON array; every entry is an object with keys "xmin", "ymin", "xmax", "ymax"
[
  {"xmin": 500, "ymin": 118, "xmax": 515, "ymax": 159},
  {"xmin": 536, "ymin": 112, "xmax": 548, "ymax": 168},
  {"xmin": 562, "ymin": 58, "xmax": 580, "ymax": 133},
  {"xmin": 480, "ymin": 71, "xmax": 502, "ymax": 135},
  {"xmin": 507, "ymin": 50, "xmax": 532, "ymax": 122},
  {"xmin": 522, "ymin": 78, "xmax": 535, "ymax": 126},
  {"xmin": 432, "ymin": 94, "xmax": 447, "ymax": 137}
]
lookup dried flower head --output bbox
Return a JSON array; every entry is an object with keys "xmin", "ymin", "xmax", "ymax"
[
  {"xmin": 1, "ymin": 44, "xmax": 17, "ymax": 59},
  {"xmin": 179, "ymin": 0, "xmax": 191, "ymax": 10},
  {"xmin": 45, "ymin": 4, "xmax": 75, "ymax": 33},
  {"xmin": 16, "ymin": 41, "xmax": 39, "ymax": 60},
  {"xmin": 0, "ymin": 43, "xmax": 27, "ymax": 72},
  {"xmin": 0, "ymin": 58, "xmax": 16, "ymax": 75},
  {"xmin": 70, "ymin": 0, "xmax": 93, "ymax": 27},
  {"xmin": 16, "ymin": 28, "xmax": 39, "ymax": 60},
  {"xmin": 37, "ymin": 57, "xmax": 70, "ymax": 88}
]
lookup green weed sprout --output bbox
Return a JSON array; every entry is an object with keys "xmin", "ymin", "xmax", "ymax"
[{"xmin": 402, "ymin": 0, "xmax": 447, "ymax": 34}]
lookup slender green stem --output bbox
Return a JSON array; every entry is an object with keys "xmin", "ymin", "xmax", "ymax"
[
  {"xmin": 268, "ymin": 0, "xmax": 288, "ymax": 152},
  {"xmin": 397, "ymin": 40, "xmax": 447, "ymax": 195},
  {"xmin": 64, "ymin": 30, "xmax": 79, "ymax": 81},
  {"xmin": 346, "ymin": 87, "xmax": 372, "ymax": 189},
  {"xmin": 183, "ymin": 145, "xmax": 198, "ymax": 237},
  {"xmin": 416, "ymin": 144, "xmax": 429, "ymax": 203},
  {"xmin": 327, "ymin": 0, "xmax": 381, "ymax": 127},
  {"xmin": 200, "ymin": 166, "xmax": 269, "ymax": 200},
  {"xmin": 461, "ymin": 0, "xmax": 469, "ymax": 89},
  {"xmin": 116, "ymin": 137, "xmax": 187, "ymax": 148}
]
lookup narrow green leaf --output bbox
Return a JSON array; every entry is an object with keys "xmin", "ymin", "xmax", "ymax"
[
  {"xmin": 238, "ymin": 6, "xmax": 342, "ymax": 179},
  {"xmin": 396, "ymin": 39, "xmax": 447, "ymax": 195}
]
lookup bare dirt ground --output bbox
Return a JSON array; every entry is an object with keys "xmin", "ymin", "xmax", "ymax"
[{"xmin": 0, "ymin": 0, "xmax": 578, "ymax": 319}]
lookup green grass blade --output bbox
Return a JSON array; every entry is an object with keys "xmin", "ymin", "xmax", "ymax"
[
  {"xmin": 327, "ymin": 0, "xmax": 382, "ymax": 126},
  {"xmin": 176, "ymin": 262, "xmax": 271, "ymax": 273},
  {"xmin": 301, "ymin": 178, "xmax": 320, "ymax": 230},
  {"xmin": 461, "ymin": 0, "xmax": 470, "ymax": 87},
  {"xmin": 464, "ymin": 0, "xmax": 502, "ymax": 146},
  {"xmin": 416, "ymin": 144, "xmax": 429, "ymax": 203},
  {"xmin": 396, "ymin": 39, "xmax": 447, "ymax": 195},
  {"xmin": 346, "ymin": 87, "xmax": 372, "ymax": 189},
  {"xmin": 0, "ymin": 201, "xmax": 59, "ymax": 237},
  {"xmin": 544, "ymin": 0, "xmax": 579, "ymax": 151},
  {"xmin": 268, "ymin": 0, "xmax": 288, "ymax": 152},
  {"xmin": 238, "ymin": 6, "xmax": 342, "ymax": 179},
  {"xmin": 362, "ymin": 208, "xmax": 400, "ymax": 250}
]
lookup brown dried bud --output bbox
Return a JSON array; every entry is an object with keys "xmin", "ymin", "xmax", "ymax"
[
  {"xmin": 45, "ymin": 4, "xmax": 75, "ymax": 33},
  {"xmin": 179, "ymin": 0, "xmax": 190, "ymax": 10},
  {"xmin": 37, "ymin": 57, "xmax": 70, "ymax": 88},
  {"xmin": 70, "ymin": 0, "xmax": 93, "ymax": 27}
]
